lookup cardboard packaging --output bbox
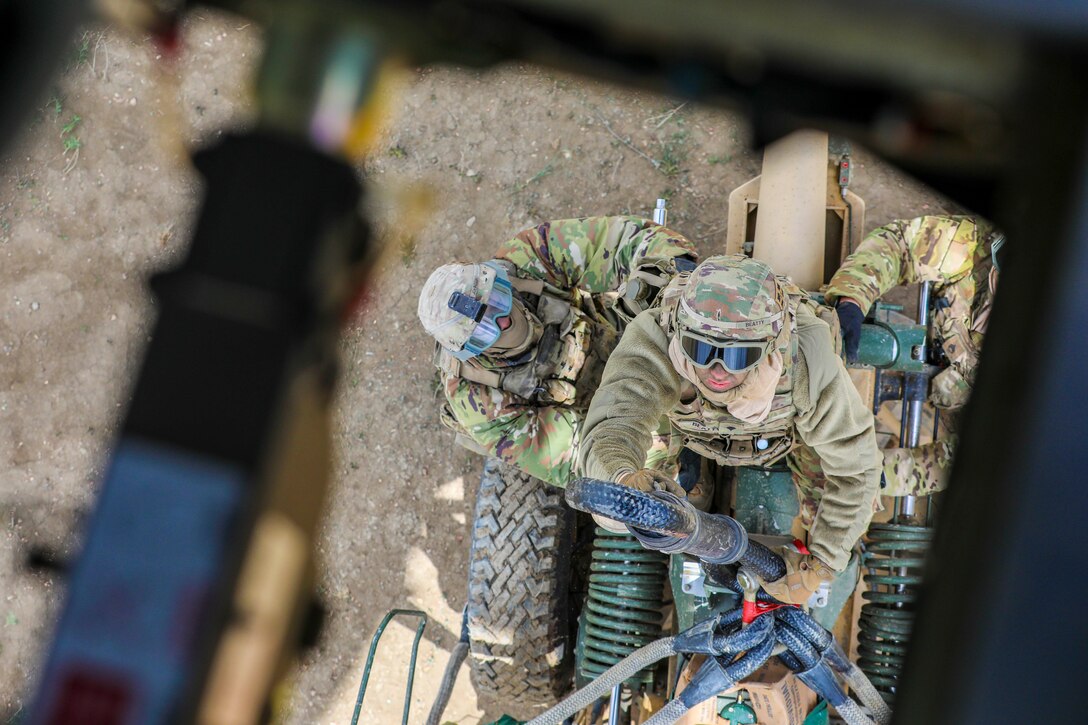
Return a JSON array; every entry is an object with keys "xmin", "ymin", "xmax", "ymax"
[{"xmin": 673, "ymin": 656, "xmax": 819, "ymax": 725}]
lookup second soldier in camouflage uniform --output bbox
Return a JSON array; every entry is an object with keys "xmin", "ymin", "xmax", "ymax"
[
  {"xmin": 825, "ymin": 215, "xmax": 1003, "ymax": 496},
  {"xmin": 579, "ymin": 254, "xmax": 883, "ymax": 601},
  {"xmin": 417, "ymin": 216, "xmax": 696, "ymax": 488}
]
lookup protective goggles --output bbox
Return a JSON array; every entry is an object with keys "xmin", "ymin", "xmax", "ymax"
[
  {"xmin": 678, "ymin": 329, "xmax": 769, "ymax": 373},
  {"xmin": 447, "ymin": 261, "xmax": 514, "ymax": 361}
]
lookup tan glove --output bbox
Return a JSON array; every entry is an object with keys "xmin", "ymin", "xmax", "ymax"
[
  {"xmin": 592, "ymin": 468, "xmax": 686, "ymax": 533},
  {"xmin": 616, "ymin": 467, "xmax": 686, "ymax": 496},
  {"xmin": 929, "ymin": 366, "xmax": 971, "ymax": 410},
  {"xmin": 758, "ymin": 547, "xmax": 836, "ymax": 606}
]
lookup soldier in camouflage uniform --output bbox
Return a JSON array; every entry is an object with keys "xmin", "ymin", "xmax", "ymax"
[
  {"xmin": 417, "ymin": 216, "xmax": 697, "ymax": 488},
  {"xmin": 825, "ymin": 215, "xmax": 1003, "ymax": 497},
  {"xmin": 579, "ymin": 255, "xmax": 882, "ymax": 602}
]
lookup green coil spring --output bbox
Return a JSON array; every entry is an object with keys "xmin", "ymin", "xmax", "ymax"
[
  {"xmin": 857, "ymin": 522, "xmax": 933, "ymax": 703},
  {"xmin": 575, "ymin": 527, "xmax": 668, "ymax": 686}
]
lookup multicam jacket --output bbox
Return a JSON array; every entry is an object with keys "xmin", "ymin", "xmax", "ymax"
[
  {"xmin": 824, "ymin": 215, "xmax": 1000, "ymax": 497},
  {"xmin": 438, "ymin": 216, "xmax": 696, "ymax": 487},
  {"xmin": 579, "ymin": 285, "xmax": 881, "ymax": 572},
  {"xmin": 825, "ymin": 215, "xmax": 1000, "ymax": 409}
]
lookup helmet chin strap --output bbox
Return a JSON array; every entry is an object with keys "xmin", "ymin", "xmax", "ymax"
[{"xmin": 487, "ymin": 297, "xmax": 542, "ymax": 359}]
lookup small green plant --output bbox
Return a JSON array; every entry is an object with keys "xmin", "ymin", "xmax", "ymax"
[
  {"xmin": 74, "ymin": 33, "xmax": 91, "ymax": 69},
  {"xmin": 387, "ymin": 144, "xmax": 407, "ymax": 159},
  {"xmin": 659, "ymin": 131, "xmax": 689, "ymax": 178},
  {"xmin": 62, "ymin": 114, "xmax": 81, "ymax": 136},
  {"xmin": 509, "ymin": 160, "xmax": 556, "ymax": 195},
  {"xmin": 400, "ymin": 236, "xmax": 418, "ymax": 267},
  {"xmin": 60, "ymin": 114, "xmax": 82, "ymax": 172},
  {"xmin": 48, "ymin": 95, "xmax": 64, "ymax": 119},
  {"xmin": 708, "ymin": 153, "xmax": 732, "ymax": 165},
  {"xmin": 527, "ymin": 163, "xmax": 554, "ymax": 185}
]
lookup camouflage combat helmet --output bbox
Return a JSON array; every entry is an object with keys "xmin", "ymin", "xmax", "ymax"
[
  {"xmin": 417, "ymin": 261, "xmax": 513, "ymax": 359},
  {"xmin": 675, "ymin": 255, "xmax": 785, "ymax": 342}
]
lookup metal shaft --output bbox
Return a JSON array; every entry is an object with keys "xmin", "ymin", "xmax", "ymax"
[
  {"xmin": 653, "ymin": 198, "xmax": 668, "ymax": 226},
  {"xmin": 608, "ymin": 684, "xmax": 621, "ymax": 725},
  {"xmin": 898, "ymin": 281, "xmax": 931, "ymax": 519}
]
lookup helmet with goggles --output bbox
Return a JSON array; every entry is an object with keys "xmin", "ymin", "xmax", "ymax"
[
  {"xmin": 675, "ymin": 255, "xmax": 784, "ymax": 373},
  {"xmin": 418, "ymin": 261, "xmax": 515, "ymax": 361}
]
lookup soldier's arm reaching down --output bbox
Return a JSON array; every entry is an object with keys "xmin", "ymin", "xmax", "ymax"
[
  {"xmin": 443, "ymin": 375, "xmax": 580, "ymax": 488},
  {"xmin": 824, "ymin": 215, "xmax": 985, "ymax": 311},
  {"xmin": 578, "ymin": 309, "xmax": 682, "ymax": 480},
  {"xmin": 792, "ymin": 307, "xmax": 882, "ymax": 571},
  {"xmin": 496, "ymin": 216, "xmax": 696, "ymax": 295}
]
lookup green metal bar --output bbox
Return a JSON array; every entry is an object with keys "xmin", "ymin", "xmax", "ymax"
[
  {"xmin": 351, "ymin": 608, "xmax": 428, "ymax": 725},
  {"xmin": 856, "ymin": 321, "xmax": 928, "ymax": 371},
  {"xmin": 733, "ymin": 467, "xmax": 798, "ymax": 535}
]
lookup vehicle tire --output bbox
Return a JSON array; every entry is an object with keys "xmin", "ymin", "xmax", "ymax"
[{"xmin": 466, "ymin": 458, "xmax": 576, "ymax": 718}]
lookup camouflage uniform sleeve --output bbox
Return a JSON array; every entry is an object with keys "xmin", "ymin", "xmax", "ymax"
[
  {"xmin": 792, "ymin": 308, "xmax": 882, "ymax": 571},
  {"xmin": 578, "ymin": 309, "xmax": 682, "ymax": 480},
  {"xmin": 443, "ymin": 375, "xmax": 579, "ymax": 488},
  {"xmin": 825, "ymin": 216, "xmax": 978, "ymax": 310},
  {"xmin": 496, "ymin": 216, "xmax": 696, "ymax": 295}
]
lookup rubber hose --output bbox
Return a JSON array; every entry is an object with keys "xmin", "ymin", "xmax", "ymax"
[
  {"xmin": 814, "ymin": 635, "xmax": 891, "ymax": 724},
  {"xmin": 841, "ymin": 665, "xmax": 893, "ymax": 725},
  {"xmin": 711, "ymin": 614, "xmax": 773, "ymax": 655},
  {"xmin": 723, "ymin": 632, "xmax": 777, "ymax": 685},
  {"xmin": 645, "ymin": 632, "xmax": 776, "ymax": 725},
  {"xmin": 424, "ymin": 641, "xmax": 468, "ymax": 725},
  {"xmin": 833, "ymin": 696, "xmax": 878, "ymax": 725},
  {"xmin": 718, "ymin": 606, "xmax": 743, "ymax": 628},
  {"xmin": 777, "ymin": 607, "xmax": 832, "ymax": 650},
  {"xmin": 708, "ymin": 565, "xmax": 782, "ymax": 602},
  {"xmin": 739, "ymin": 539, "xmax": 788, "ymax": 582},
  {"xmin": 774, "ymin": 621, "xmax": 821, "ymax": 671},
  {"xmin": 525, "ymin": 636, "xmax": 677, "ymax": 725},
  {"xmin": 566, "ymin": 478, "xmax": 694, "ymax": 533},
  {"xmin": 775, "ymin": 603, "xmax": 892, "ymax": 720},
  {"xmin": 778, "ymin": 650, "xmax": 803, "ymax": 671}
]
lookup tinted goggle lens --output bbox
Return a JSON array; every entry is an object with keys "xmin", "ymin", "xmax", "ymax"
[
  {"xmin": 680, "ymin": 334, "xmax": 766, "ymax": 372},
  {"xmin": 461, "ymin": 317, "xmax": 502, "ymax": 357},
  {"xmin": 451, "ymin": 268, "xmax": 515, "ymax": 360}
]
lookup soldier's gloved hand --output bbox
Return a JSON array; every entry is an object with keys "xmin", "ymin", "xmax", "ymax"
[
  {"xmin": 836, "ymin": 298, "xmax": 865, "ymax": 363},
  {"xmin": 929, "ymin": 366, "xmax": 971, "ymax": 410},
  {"xmin": 756, "ymin": 546, "xmax": 836, "ymax": 606},
  {"xmin": 592, "ymin": 468, "xmax": 686, "ymax": 533},
  {"xmin": 616, "ymin": 467, "xmax": 686, "ymax": 497}
]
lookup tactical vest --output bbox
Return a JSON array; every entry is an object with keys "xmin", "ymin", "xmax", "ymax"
[
  {"xmin": 434, "ymin": 273, "xmax": 615, "ymax": 409},
  {"xmin": 656, "ymin": 272, "xmax": 819, "ymax": 468}
]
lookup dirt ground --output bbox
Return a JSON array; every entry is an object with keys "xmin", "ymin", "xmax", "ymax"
[{"xmin": 0, "ymin": 10, "xmax": 954, "ymax": 725}]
